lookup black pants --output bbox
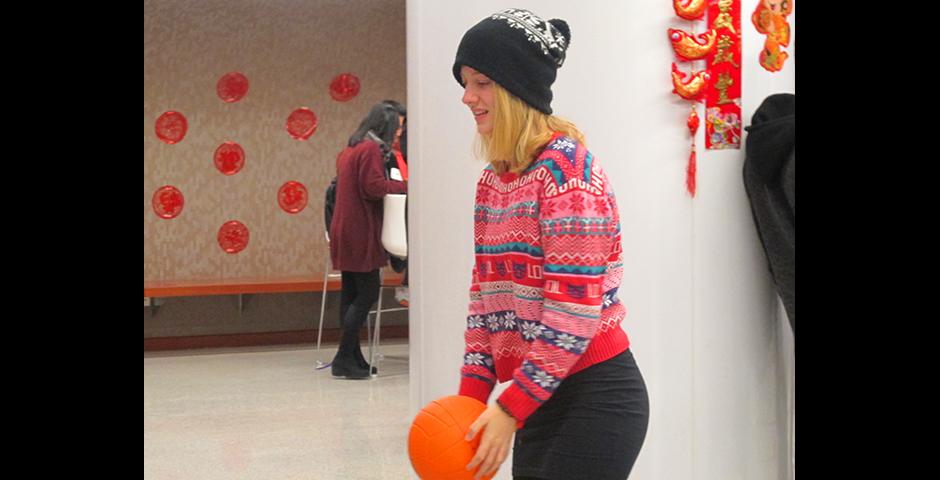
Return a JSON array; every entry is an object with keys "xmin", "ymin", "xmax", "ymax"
[
  {"xmin": 334, "ymin": 270, "xmax": 380, "ymax": 366},
  {"xmin": 512, "ymin": 349, "xmax": 650, "ymax": 480}
]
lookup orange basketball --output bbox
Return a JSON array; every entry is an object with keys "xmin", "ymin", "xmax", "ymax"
[{"xmin": 408, "ymin": 395, "xmax": 495, "ymax": 480}]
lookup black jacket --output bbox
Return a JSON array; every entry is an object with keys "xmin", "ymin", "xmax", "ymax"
[{"xmin": 743, "ymin": 93, "xmax": 795, "ymax": 334}]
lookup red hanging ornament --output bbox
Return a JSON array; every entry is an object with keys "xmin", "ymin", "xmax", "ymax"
[
  {"xmin": 155, "ymin": 111, "xmax": 188, "ymax": 144},
  {"xmin": 218, "ymin": 220, "xmax": 249, "ymax": 254},
  {"xmin": 705, "ymin": 0, "xmax": 743, "ymax": 149},
  {"xmin": 286, "ymin": 107, "xmax": 318, "ymax": 140},
  {"xmin": 674, "ymin": 0, "xmax": 708, "ymax": 20},
  {"xmin": 330, "ymin": 73, "xmax": 361, "ymax": 102},
  {"xmin": 152, "ymin": 185, "xmax": 184, "ymax": 219},
  {"xmin": 217, "ymin": 72, "xmax": 249, "ymax": 103},
  {"xmin": 670, "ymin": 0, "xmax": 715, "ymax": 198},
  {"xmin": 671, "ymin": 63, "xmax": 710, "ymax": 102},
  {"xmin": 687, "ymin": 108, "xmax": 700, "ymax": 136},
  {"xmin": 686, "ymin": 106, "xmax": 699, "ymax": 197},
  {"xmin": 669, "ymin": 28, "xmax": 718, "ymax": 62},
  {"xmin": 214, "ymin": 141, "xmax": 245, "ymax": 175},
  {"xmin": 278, "ymin": 181, "xmax": 308, "ymax": 214},
  {"xmin": 752, "ymin": 0, "xmax": 792, "ymax": 72}
]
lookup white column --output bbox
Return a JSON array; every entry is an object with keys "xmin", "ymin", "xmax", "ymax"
[{"xmin": 408, "ymin": 1, "xmax": 795, "ymax": 478}]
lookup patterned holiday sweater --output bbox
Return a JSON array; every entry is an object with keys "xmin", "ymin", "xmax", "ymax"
[{"xmin": 459, "ymin": 133, "xmax": 631, "ymax": 425}]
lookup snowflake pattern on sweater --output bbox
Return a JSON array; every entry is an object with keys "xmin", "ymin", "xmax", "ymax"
[{"xmin": 459, "ymin": 134, "xmax": 631, "ymax": 424}]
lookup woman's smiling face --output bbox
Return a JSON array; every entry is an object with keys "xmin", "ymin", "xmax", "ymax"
[{"xmin": 460, "ymin": 65, "xmax": 495, "ymax": 136}]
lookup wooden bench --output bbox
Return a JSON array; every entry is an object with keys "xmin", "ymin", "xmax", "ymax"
[
  {"xmin": 144, "ymin": 272, "xmax": 407, "ymax": 351},
  {"xmin": 144, "ymin": 272, "xmax": 404, "ymax": 314}
]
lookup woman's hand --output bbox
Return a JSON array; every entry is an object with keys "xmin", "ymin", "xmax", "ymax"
[{"xmin": 465, "ymin": 402, "xmax": 517, "ymax": 479}]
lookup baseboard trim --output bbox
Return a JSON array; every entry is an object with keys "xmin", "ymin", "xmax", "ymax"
[{"xmin": 144, "ymin": 326, "xmax": 409, "ymax": 351}]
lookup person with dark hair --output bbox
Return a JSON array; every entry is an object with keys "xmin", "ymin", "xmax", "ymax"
[
  {"xmin": 382, "ymin": 99, "xmax": 410, "ymax": 306},
  {"xmin": 452, "ymin": 9, "xmax": 649, "ymax": 479},
  {"xmin": 382, "ymin": 99, "xmax": 406, "ymax": 120},
  {"xmin": 329, "ymin": 102, "xmax": 407, "ymax": 379},
  {"xmin": 381, "ymin": 99, "xmax": 408, "ymax": 180}
]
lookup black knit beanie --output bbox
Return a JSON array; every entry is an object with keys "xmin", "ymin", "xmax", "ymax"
[{"xmin": 453, "ymin": 8, "xmax": 571, "ymax": 115}]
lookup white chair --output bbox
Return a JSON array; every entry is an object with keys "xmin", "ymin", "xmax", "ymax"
[
  {"xmin": 382, "ymin": 194, "xmax": 408, "ymax": 258},
  {"xmin": 369, "ymin": 194, "xmax": 409, "ymax": 370}
]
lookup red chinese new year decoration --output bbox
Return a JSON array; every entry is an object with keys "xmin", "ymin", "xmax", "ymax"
[
  {"xmin": 217, "ymin": 72, "xmax": 250, "ymax": 103},
  {"xmin": 670, "ymin": 1, "xmax": 724, "ymax": 197},
  {"xmin": 752, "ymin": 0, "xmax": 793, "ymax": 72},
  {"xmin": 686, "ymin": 108, "xmax": 700, "ymax": 196},
  {"xmin": 155, "ymin": 111, "xmax": 188, "ymax": 144},
  {"xmin": 669, "ymin": 28, "xmax": 718, "ymax": 61},
  {"xmin": 705, "ymin": 0, "xmax": 742, "ymax": 150},
  {"xmin": 671, "ymin": 63, "xmax": 710, "ymax": 102},
  {"xmin": 278, "ymin": 181, "xmax": 308, "ymax": 214},
  {"xmin": 286, "ymin": 108, "xmax": 318, "ymax": 140},
  {"xmin": 687, "ymin": 106, "xmax": 701, "ymax": 134},
  {"xmin": 218, "ymin": 221, "xmax": 249, "ymax": 254},
  {"xmin": 687, "ymin": 149, "xmax": 697, "ymax": 196},
  {"xmin": 152, "ymin": 186, "xmax": 184, "ymax": 219},
  {"xmin": 214, "ymin": 141, "xmax": 245, "ymax": 176},
  {"xmin": 330, "ymin": 73, "xmax": 361, "ymax": 102},
  {"xmin": 674, "ymin": 0, "xmax": 708, "ymax": 20}
]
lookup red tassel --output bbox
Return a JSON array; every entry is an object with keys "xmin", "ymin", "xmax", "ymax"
[{"xmin": 686, "ymin": 148, "xmax": 697, "ymax": 197}]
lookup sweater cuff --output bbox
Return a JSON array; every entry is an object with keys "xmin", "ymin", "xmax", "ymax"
[
  {"xmin": 458, "ymin": 375, "xmax": 494, "ymax": 405},
  {"xmin": 495, "ymin": 399, "xmax": 525, "ymax": 430},
  {"xmin": 496, "ymin": 382, "xmax": 542, "ymax": 425}
]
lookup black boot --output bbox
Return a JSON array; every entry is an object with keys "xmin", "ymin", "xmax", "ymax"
[
  {"xmin": 332, "ymin": 348, "xmax": 370, "ymax": 379},
  {"xmin": 331, "ymin": 347, "xmax": 369, "ymax": 379},
  {"xmin": 354, "ymin": 346, "xmax": 378, "ymax": 375},
  {"xmin": 332, "ymin": 305, "xmax": 371, "ymax": 379}
]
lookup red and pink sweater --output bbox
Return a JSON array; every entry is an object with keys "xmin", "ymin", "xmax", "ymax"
[{"xmin": 459, "ymin": 133, "xmax": 631, "ymax": 425}]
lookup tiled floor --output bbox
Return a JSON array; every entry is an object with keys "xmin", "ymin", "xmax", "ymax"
[{"xmin": 144, "ymin": 342, "xmax": 413, "ymax": 479}]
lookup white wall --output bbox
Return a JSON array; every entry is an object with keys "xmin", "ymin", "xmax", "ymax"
[{"xmin": 408, "ymin": 1, "xmax": 795, "ymax": 478}]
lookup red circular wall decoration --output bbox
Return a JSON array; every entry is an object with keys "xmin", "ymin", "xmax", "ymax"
[
  {"xmin": 278, "ymin": 181, "xmax": 308, "ymax": 214},
  {"xmin": 217, "ymin": 72, "xmax": 249, "ymax": 103},
  {"xmin": 286, "ymin": 108, "xmax": 318, "ymax": 140},
  {"xmin": 152, "ymin": 186, "xmax": 184, "ymax": 219},
  {"xmin": 329, "ymin": 73, "xmax": 361, "ymax": 102},
  {"xmin": 155, "ymin": 111, "xmax": 188, "ymax": 144},
  {"xmin": 218, "ymin": 221, "xmax": 250, "ymax": 254},
  {"xmin": 214, "ymin": 141, "xmax": 245, "ymax": 175}
]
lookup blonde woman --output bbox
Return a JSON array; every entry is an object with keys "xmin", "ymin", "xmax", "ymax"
[{"xmin": 453, "ymin": 9, "xmax": 649, "ymax": 480}]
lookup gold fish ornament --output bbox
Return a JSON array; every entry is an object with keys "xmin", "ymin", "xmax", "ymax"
[
  {"xmin": 752, "ymin": 0, "xmax": 793, "ymax": 72},
  {"xmin": 674, "ymin": 0, "xmax": 708, "ymax": 20},
  {"xmin": 671, "ymin": 63, "xmax": 710, "ymax": 102},
  {"xmin": 759, "ymin": 37, "xmax": 788, "ymax": 72},
  {"xmin": 669, "ymin": 28, "xmax": 718, "ymax": 61}
]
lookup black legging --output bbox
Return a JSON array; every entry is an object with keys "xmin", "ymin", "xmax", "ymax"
[{"xmin": 337, "ymin": 270, "xmax": 381, "ymax": 364}]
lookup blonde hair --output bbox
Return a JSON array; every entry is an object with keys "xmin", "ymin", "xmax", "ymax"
[{"xmin": 477, "ymin": 83, "xmax": 586, "ymax": 175}]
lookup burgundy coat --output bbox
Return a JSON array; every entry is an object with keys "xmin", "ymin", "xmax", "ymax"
[{"xmin": 330, "ymin": 140, "xmax": 407, "ymax": 272}]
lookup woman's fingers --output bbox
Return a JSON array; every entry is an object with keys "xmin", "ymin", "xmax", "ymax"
[
  {"xmin": 465, "ymin": 413, "xmax": 485, "ymax": 441},
  {"xmin": 481, "ymin": 443, "xmax": 508, "ymax": 477},
  {"xmin": 466, "ymin": 447, "xmax": 483, "ymax": 472},
  {"xmin": 466, "ymin": 420, "xmax": 487, "ymax": 471},
  {"xmin": 474, "ymin": 446, "xmax": 497, "ymax": 480},
  {"xmin": 496, "ymin": 443, "xmax": 509, "ymax": 467},
  {"xmin": 465, "ymin": 407, "xmax": 511, "ymax": 479},
  {"xmin": 467, "ymin": 428, "xmax": 495, "ymax": 476}
]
